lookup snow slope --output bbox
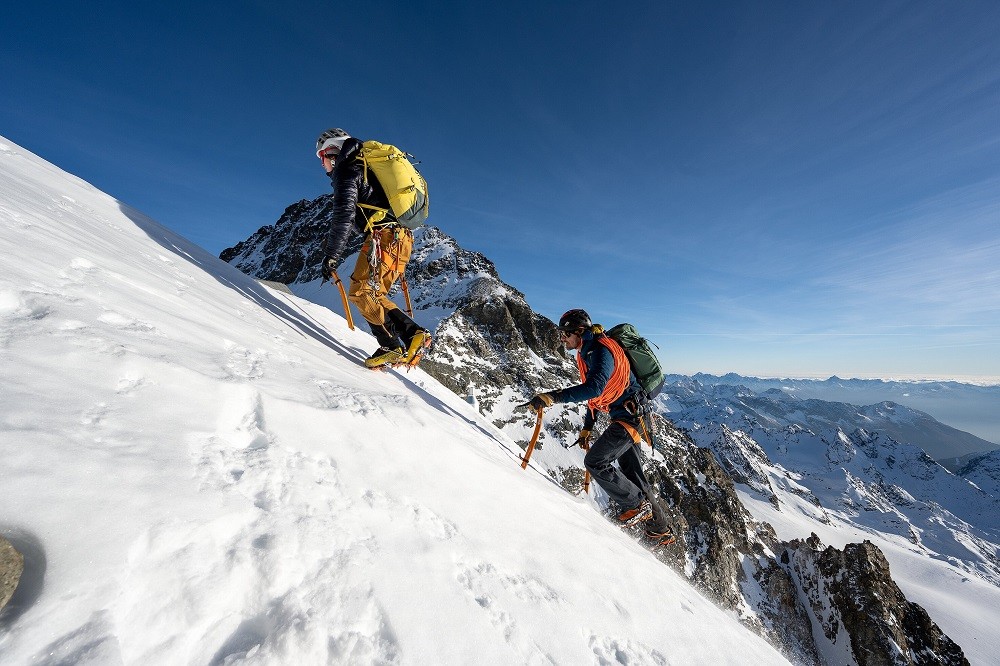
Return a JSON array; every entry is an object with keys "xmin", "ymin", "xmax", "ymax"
[{"xmin": 0, "ymin": 137, "xmax": 789, "ymax": 663}]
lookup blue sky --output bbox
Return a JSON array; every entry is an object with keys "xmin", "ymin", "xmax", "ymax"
[{"xmin": 4, "ymin": 1, "xmax": 999, "ymax": 380}]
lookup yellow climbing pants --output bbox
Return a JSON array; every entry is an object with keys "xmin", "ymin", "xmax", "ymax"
[{"xmin": 348, "ymin": 226, "xmax": 413, "ymax": 326}]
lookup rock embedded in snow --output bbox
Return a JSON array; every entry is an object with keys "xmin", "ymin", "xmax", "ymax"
[{"xmin": 0, "ymin": 536, "xmax": 23, "ymax": 611}]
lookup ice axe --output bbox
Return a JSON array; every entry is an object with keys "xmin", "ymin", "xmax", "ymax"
[
  {"xmin": 325, "ymin": 269, "xmax": 354, "ymax": 330},
  {"xmin": 519, "ymin": 405, "xmax": 544, "ymax": 470}
]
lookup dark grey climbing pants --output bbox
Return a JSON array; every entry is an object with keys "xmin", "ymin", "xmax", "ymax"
[
  {"xmin": 584, "ymin": 422, "xmax": 647, "ymax": 510},
  {"xmin": 584, "ymin": 421, "xmax": 670, "ymax": 530}
]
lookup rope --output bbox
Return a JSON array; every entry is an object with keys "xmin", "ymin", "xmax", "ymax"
[{"xmin": 576, "ymin": 334, "xmax": 631, "ymax": 415}]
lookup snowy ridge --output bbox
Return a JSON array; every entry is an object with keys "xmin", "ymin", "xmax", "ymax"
[
  {"xmin": 961, "ymin": 449, "xmax": 1000, "ymax": 499},
  {"xmin": 219, "ymin": 197, "xmax": 586, "ymax": 478},
  {"xmin": 660, "ymin": 381, "xmax": 1000, "ymax": 582},
  {"xmin": 0, "ymin": 137, "xmax": 793, "ymax": 662},
  {"xmin": 655, "ymin": 378, "xmax": 999, "ymax": 663}
]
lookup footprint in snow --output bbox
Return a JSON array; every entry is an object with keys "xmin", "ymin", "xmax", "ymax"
[
  {"xmin": 224, "ymin": 343, "xmax": 266, "ymax": 380},
  {"xmin": 81, "ymin": 402, "xmax": 109, "ymax": 426},
  {"xmin": 57, "ymin": 257, "xmax": 97, "ymax": 285},
  {"xmin": 98, "ymin": 311, "xmax": 162, "ymax": 336},
  {"xmin": 586, "ymin": 633, "xmax": 668, "ymax": 666},
  {"xmin": 403, "ymin": 501, "xmax": 458, "ymax": 541},
  {"xmin": 115, "ymin": 375, "xmax": 150, "ymax": 396},
  {"xmin": 314, "ymin": 380, "xmax": 409, "ymax": 415},
  {"xmin": 455, "ymin": 558, "xmax": 564, "ymax": 645}
]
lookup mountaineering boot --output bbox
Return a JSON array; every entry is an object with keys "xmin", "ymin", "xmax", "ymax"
[
  {"xmin": 403, "ymin": 329, "xmax": 431, "ymax": 366},
  {"xmin": 369, "ymin": 322, "xmax": 404, "ymax": 351},
  {"xmin": 642, "ymin": 526, "xmax": 676, "ymax": 547},
  {"xmin": 365, "ymin": 345, "xmax": 405, "ymax": 369},
  {"xmin": 616, "ymin": 499, "xmax": 652, "ymax": 527},
  {"xmin": 385, "ymin": 309, "xmax": 429, "ymax": 365}
]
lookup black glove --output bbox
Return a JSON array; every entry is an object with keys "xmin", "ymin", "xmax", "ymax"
[
  {"xmin": 565, "ymin": 429, "xmax": 591, "ymax": 449},
  {"xmin": 321, "ymin": 255, "xmax": 339, "ymax": 281},
  {"xmin": 521, "ymin": 393, "xmax": 555, "ymax": 411}
]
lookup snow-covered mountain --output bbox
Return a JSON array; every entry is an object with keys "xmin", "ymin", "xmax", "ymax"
[
  {"xmin": 659, "ymin": 378, "xmax": 1000, "ymax": 583},
  {"xmin": 684, "ymin": 373, "xmax": 1000, "ymax": 459},
  {"xmin": 961, "ymin": 449, "xmax": 1000, "ymax": 499},
  {"xmin": 0, "ymin": 138, "xmax": 805, "ymax": 662},
  {"xmin": 217, "ymin": 188, "xmax": 991, "ymax": 664}
]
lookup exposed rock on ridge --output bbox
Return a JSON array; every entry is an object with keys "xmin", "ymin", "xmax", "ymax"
[{"xmin": 782, "ymin": 535, "xmax": 969, "ymax": 665}]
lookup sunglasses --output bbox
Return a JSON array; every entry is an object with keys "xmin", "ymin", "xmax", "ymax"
[
  {"xmin": 316, "ymin": 136, "xmax": 346, "ymax": 159},
  {"xmin": 559, "ymin": 329, "xmax": 579, "ymax": 339}
]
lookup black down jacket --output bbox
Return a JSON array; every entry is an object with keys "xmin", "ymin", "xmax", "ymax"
[{"xmin": 324, "ymin": 137, "xmax": 392, "ymax": 261}]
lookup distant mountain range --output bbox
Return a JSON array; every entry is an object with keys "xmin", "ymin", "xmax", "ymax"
[
  {"xmin": 659, "ymin": 378, "xmax": 1000, "ymax": 586},
  {"xmin": 683, "ymin": 373, "xmax": 1000, "ymax": 456}
]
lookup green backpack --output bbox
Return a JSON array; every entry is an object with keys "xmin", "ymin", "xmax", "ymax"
[{"xmin": 606, "ymin": 323, "xmax": 665, "ymax": 399}]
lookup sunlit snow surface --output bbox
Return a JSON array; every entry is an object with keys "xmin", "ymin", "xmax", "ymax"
[{"xmin": 0, "ymin": 137, "xmax": 789, "ymax": 663}]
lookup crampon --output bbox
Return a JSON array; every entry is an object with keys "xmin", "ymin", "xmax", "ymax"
[{"xmin": 369, "ymin": 333, "xmax": 432, "ymax": 372}]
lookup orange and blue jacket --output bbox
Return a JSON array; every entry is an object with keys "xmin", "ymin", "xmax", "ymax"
[{"xmin": 552, "ymin": 330, "xmax": 644, "ymax": 431}]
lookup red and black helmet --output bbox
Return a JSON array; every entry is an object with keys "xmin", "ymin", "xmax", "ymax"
[{"xmin": 558, "ymin": 308, "xmax": 591, "ymax": 333}]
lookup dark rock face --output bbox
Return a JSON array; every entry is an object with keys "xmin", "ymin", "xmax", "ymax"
[
  {"xmin": 0, "ymin": 536, "xmax": 23, "ymax": 611},
  {"xmin": 643, "ymin": 430, "xmax": 819, "ymax": 665},
  {"xmin": 782, "ymin": 536, "xmax": 969, "ymax": 665},
  {"xmin": 221, "ymin": 196, "xmax": 348, "ymax": 285}
]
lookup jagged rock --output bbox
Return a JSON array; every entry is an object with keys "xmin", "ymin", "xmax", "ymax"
[
  {"xmin": 0, "ymin": 535, "xmax": 23, "ymax": 611},
  {"xmin": 704, "ymin": 423, "xmax": 779, "ymax": 506},
  {"xmin": 960, "ymin": 448, "xmax": 1000, "ymax": 499},
  {"xmin": 221, "ymin": 196, "xmax": 351, "ymax": 284},
  {"xmin": 782, "ymin": 535, "xmax": 969, "ymax": 665},
  {"xmin": 645, "ymin": 434, "xmax": 819, "ymax": 665}
]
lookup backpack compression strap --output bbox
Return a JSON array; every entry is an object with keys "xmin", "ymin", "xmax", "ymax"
[
  {"xmin": 576, "ymin": 334, "xmax": 632, "ymax": 415},
  {"xmin": 356, "ymin": 148, "xmax": 393, "ymax": 232}
]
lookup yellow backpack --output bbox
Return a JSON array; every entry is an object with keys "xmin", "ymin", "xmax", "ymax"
[{"xmin": 356, "ymin": 141, "xmax": 429, "ymax": 231}]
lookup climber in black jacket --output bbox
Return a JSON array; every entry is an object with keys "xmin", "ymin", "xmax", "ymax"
[{"xmin": 316, "ymin": 128, "xmax": 428, "ymax": 369}]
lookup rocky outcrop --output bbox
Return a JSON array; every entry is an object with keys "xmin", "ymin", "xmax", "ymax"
[
  {"xmin": 642, "ymin": 428, "xmax": 819, "ymax": 665},
  {"xmin": 0, "ymin": 535, "xmax": 23, "ymax": 612},
  {"xmin": 960, "ymin": 448, "xmax": 1000, "ymax": 499},
  {"xmin": 782, "ymin": 535, "xmax": 968, "ymax": 665},
  {"xmin": 220, "ymin": 196, "xmax": 354, "ymax": 285}
]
